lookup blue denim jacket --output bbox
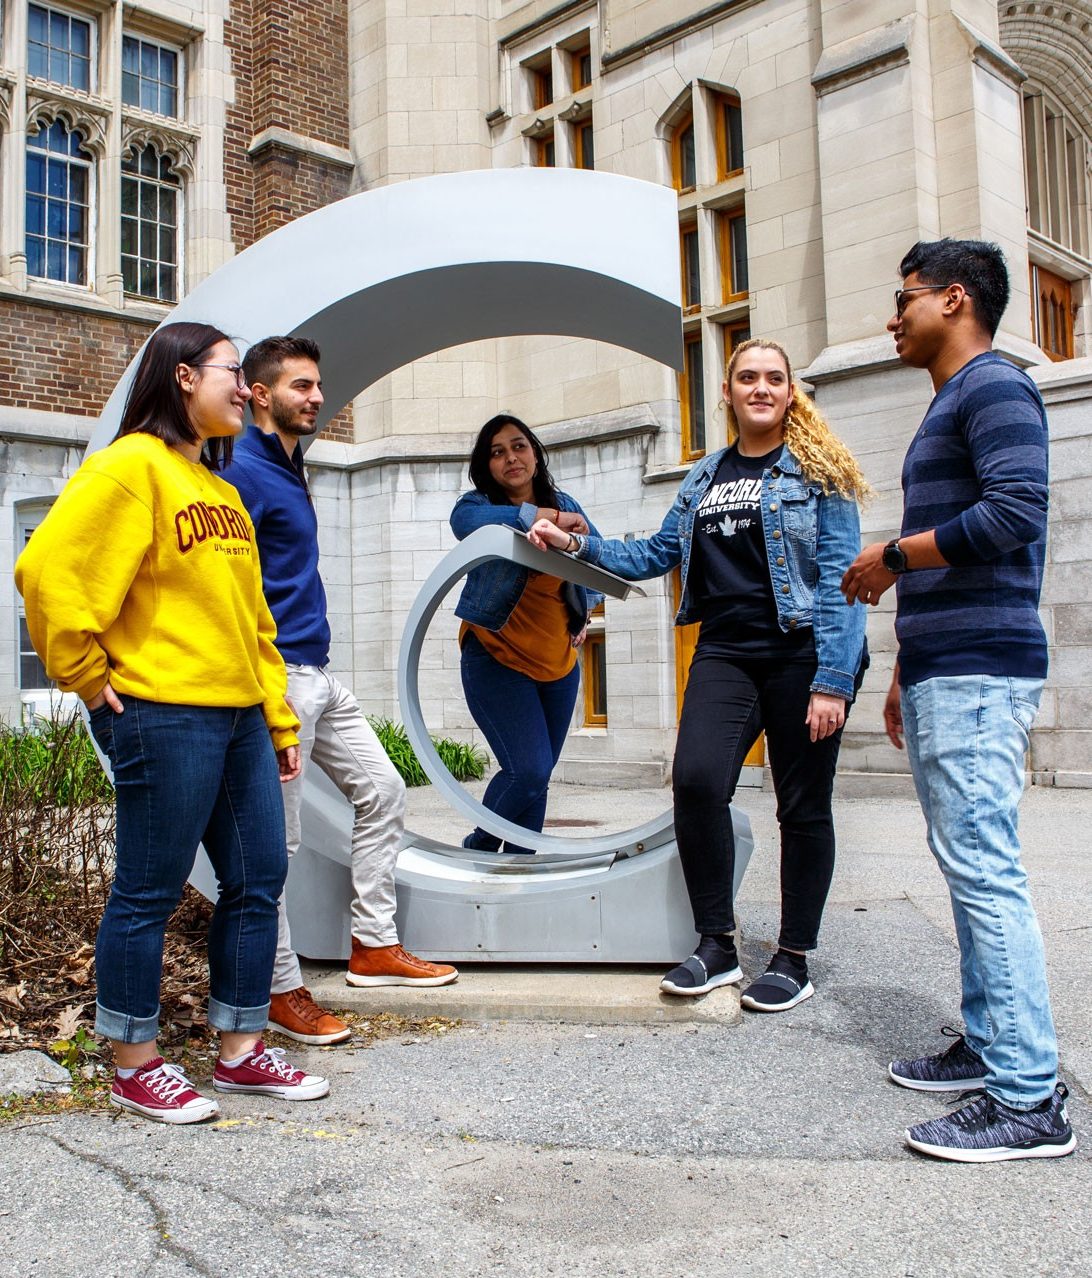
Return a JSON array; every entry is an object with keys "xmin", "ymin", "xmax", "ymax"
[
  {"xmin": 450, "ymin": 489, "xmax": 603, "ymax": 630},
  {"xmin": 574, "ymin": 445, "xmax": 867, "ymax": 700}
]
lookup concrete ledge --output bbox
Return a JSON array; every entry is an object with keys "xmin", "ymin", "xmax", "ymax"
[{"xmin": 303, "ymin": 962, "xmax": 741, "ymax": 1026}]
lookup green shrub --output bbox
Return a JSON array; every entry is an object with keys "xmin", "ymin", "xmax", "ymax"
[
  {"xmin": 368, "ymin": 717, "xmax": 487, "ymax": 787},
  {"xmin": 0, "ymin": 715, "xmax": 113, "ymax": 806}
]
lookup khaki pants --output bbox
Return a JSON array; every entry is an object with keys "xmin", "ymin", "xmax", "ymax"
[{"xmin": 273, "ymin": 665, "xmax": 405, "ymax": 993}]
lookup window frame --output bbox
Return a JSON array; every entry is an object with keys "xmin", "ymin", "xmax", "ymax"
[
  {"xmin": 15, "ymin": 503, "xmax": 54, "ymax": 692},
  {"xmin": 533, "ymin": 130, "xmax": 555, "ymax": 167},
  {"xmin": 679, "ymin": 328, "xmax": 706, "ymax": 461},
  {"xmin": 121, "ymin": 31, "xmax": 184, "ymax": 120},
  {"xmin": 571, "ymin": 41, "xmax": 592, "ymax": 93},
  {"xmin": 581, "ymin": 602, "xmax": 607, "ymax": 727},
  {"xmin": 27, "ymin": 0, "xmax": 96, "ymax": 94},
  {"xmin": 573, "ymin": 118, "xmax": 594, "ymax": 171},
  {"xmin": 525, "ymin": 51, "xmax": 553, "ymax": 112},
  {"xmin": 25, "ymin": 117, "xmax": 96, "ymax": 289},
  {"xmin": 672, "ymin": 110, "xmax": 697, "ymax": 193},
  {"xmin": 720, "ymin": 209, "xmax": 749, "ymax": 302},
  {"xmin": 121, "ymin": 142, "xmax": 183, "ymax": 302},
  {"xmin": 714, "ymin": 93, "xmax": 744, "ymax": 181},
  {"xmin": 680, "ymin": 217, "xmax": 700, "ymax": 315}
]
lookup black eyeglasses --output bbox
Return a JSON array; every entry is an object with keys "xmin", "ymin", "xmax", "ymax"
[
  {"xmin": 894, "ymin": 284, "xmax": 969, "ymax": 317},
  {"xmin": 193, "ymin": 362, "xmax": 248, "ymax": 387}
]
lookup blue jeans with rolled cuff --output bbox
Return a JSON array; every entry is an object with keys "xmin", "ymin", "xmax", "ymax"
[
  {"xmin": 901, "ymin": 674, "xmax": 1058, "ymax": 1109},
  {"xmin": 88, "ymin": 697, "xmax": 288, "ymax": 1044},
  {"xmin": 460, "ymin": 632, "xmax": 580, "ymax": 855}
]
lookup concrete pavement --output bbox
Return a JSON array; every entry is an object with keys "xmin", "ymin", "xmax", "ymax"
[{"xmin": 2, "ymin": 781, "xmax": 1090, "ymax": 1276}]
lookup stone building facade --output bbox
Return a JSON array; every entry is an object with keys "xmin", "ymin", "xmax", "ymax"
[{"xmin": 2, "ymin": 0, "xmax": 1091, "ymax": 787}]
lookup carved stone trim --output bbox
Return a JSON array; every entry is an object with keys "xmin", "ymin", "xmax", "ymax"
[
  {"xmin": 26, "ymin": 84, "xmax": 110, "ymax": 155},
  {"xmin": 953, "ymin": 16, "xmax": 1027, "ymax": 91},
  {"xmin": 0, "ymin": 74, "xmax": 15, "ymax": 130},
  {"xmin": 121, "ymin": 113, "xmax": 200, "ymax": 178},
  {"xmin": 811, "ymin": 17, "xmax": 914, "ymax": 97}
]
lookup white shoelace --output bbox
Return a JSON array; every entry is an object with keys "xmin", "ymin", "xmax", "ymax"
[
  {"xmin": 140, "ymin": 1061, "xmax": 195, "ymax": 1103},
  {"xmin": 250, "ymin": 1046, "xmax": 300, "ymax": 1080}
]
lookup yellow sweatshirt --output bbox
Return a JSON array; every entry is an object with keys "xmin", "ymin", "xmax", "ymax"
[{"xmin": 15, "ymin": 432, "xmax": 299, "ymax": 750}]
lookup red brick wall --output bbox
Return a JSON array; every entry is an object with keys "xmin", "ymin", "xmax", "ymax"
[
  {"xmin": 0, "ymin": 299, "xmax": 153, "ymax": 415},
  {"xmin": 223, "ymin": 0, "xmax": 257, "ymax": 253},
  {"xmin": 252, "ymin": 0, "xmax": 350, "ymax": 147},
  {"xmin": 252, "ymin": 150, "xmax": 352, "ymax": 242}
]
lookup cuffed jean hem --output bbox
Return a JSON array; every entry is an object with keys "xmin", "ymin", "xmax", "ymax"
[
  {"xmin": 207, "ymin": 996, "xmax": 271, "ymax": 1034},
  {"xmin": 95, "ymin": 1000, "xmax": 159, "ymax": 1044}
]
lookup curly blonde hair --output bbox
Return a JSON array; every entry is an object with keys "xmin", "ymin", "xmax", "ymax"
[{"xmin": 724, "ymin": 338, "xmax": 872, "ymax": 503}]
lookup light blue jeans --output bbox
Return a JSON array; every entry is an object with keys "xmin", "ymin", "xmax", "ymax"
[{"xmin": 902, "ymin": 674, "xmax": 1057, "ymax": 1109}]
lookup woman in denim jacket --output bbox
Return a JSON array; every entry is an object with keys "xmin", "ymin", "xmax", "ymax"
[
  {"xmin": 451, "ymin": 414, "xmax": 601, "ymax": 854},
  {"xmin": 531, "ymin": 339, "xmax": 870, "ymax": 1009}
]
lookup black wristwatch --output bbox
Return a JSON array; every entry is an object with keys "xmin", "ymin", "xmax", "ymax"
[{"xmin": 882, "ymin": 538, "xmax": 909, "ymax": 574}]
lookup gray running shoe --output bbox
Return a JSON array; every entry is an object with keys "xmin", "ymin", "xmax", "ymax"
[
  {"xmin": 660, "ymin": 935, "xmax": 742, "ymax": 997},
  {"xmin": 905, "ymin": 1085, "xmax": 1076, "ymax": 1163},
  {"xmin": 889, "ymin": 1026, "xmax": 987, "ymax": 1092}
]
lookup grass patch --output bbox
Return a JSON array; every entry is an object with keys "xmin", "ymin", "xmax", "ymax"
[{"xmin": 368, "ymin": 717, "xmax": 487, "ymax": 787}]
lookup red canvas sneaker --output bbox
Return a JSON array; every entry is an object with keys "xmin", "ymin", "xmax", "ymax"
[
  {"xmin": 111, "ymin": 1057, "xmax": 220, "ymax": 1124},
  {"xmin": 213, "ymin": 1041, "xmax": 329, "ymax": 1100}
]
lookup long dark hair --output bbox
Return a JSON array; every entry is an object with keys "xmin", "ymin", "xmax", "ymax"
[
  {"xmin": 117, "ymin": 321, "xmax": 237, "ymax": 470},
  {"xmin": 468, "ymin": 414, "xmax": 560, "ymax": 507}
]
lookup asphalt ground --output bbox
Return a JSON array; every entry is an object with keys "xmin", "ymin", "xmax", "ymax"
[{"xmin": 2, "ymin": 782, "xmax": 1090, "ymax": 1277}]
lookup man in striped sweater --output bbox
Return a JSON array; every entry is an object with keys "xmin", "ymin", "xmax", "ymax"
[{"xmin": 842, "ymin": 238, "xmax": 1075, "ymax": 1163}]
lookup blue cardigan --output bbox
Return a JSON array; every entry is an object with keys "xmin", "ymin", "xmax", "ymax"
[{"xmin": 220, "ymin": 426, "xmax": 331, "ymax": 666}]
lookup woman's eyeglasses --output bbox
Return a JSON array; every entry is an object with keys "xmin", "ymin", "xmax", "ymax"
[{"xmin": 193, "ymin": 362, "xmax": 248, "ymax": 387}]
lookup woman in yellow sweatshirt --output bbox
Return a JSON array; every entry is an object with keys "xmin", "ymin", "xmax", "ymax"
[{"xmin": 16, "ymin": 321, "xmax": 330, "ymax": 1123}]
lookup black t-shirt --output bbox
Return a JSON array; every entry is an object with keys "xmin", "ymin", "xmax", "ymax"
[{"xmin": 689, "ymin": 445, "xmax": 812, "ymax": 659}]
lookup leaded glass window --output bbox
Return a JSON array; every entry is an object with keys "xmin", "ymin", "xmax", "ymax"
[
  {"xmin": 27, "ymin": 4, "xmax": 91, "ymax": 91},
  {"xmin": 26, "ymin": 120, "xmax": 92, "ymax": 285},
  {"xmin": 121, "ymin": 145, "xmax": 180, "ymax": 301},
  {"xmin": 122, "ymin": 36, "xmax": 179, "ymax": 118}
]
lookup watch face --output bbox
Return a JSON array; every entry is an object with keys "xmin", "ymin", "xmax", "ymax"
[{"xmin": 883, "ymin": 542, "xmax": 906, "ymax": 573}]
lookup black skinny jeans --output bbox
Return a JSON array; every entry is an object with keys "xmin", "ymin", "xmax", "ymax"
[{"xmin": 672, "ymin": 644, "xmax": 855, "ymax": 951}]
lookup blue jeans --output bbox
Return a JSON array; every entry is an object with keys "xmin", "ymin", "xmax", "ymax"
[
  {"xmin": 460, "ymin": 632, "xmax": 580, "ymax": 854},
  {"xmin": 88, "ymin": 698, "xmax": 288, "ymax": 1043},
  {"xmin": 901, "ymin": 675, "xmax": 1058, "ymax": 1108}
]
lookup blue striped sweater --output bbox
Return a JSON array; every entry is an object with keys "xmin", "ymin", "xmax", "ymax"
[{"xmin": 896, "ymin": 352, "xmax": 1049, "ymax": 686}]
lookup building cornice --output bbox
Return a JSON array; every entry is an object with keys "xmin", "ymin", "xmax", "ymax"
[
  {"xmin": 601, "ymin": 0, "xmax": 761, "ymax": 72},
  {"xmin": 247, "ymin": 127, "xmax": 354, "ymax": 171},
  {"xmin": 811, "ymin": 17, "xmax": 913, "ymax": 98},
  {"xmin": 307, "ymin": 412, "xmax": 660, "ymax": 473}
]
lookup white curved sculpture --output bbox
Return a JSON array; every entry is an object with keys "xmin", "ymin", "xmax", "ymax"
[{"xmin": 86, "ymin": 167, "xmax": 755, "ymax": 963}]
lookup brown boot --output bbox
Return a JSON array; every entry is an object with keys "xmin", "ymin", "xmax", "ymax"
[
  {"xmin": 267, "ymin": 986, "xmax": 352, "ymax": 1045},
  {"xmin": 346, "ymin": 939, "xmax": 458, "ymax": 988}
]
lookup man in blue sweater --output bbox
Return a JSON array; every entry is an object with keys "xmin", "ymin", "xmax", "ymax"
[
  {"xmin": 223, "ymin": 337, "xmax": 457, "ymax": 1047},
  {"xmin": 842, "ymin": 239, "xmax": 1074, "ymax": 1162}
]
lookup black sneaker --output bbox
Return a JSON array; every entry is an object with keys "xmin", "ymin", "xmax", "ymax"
[
  {"xmin": 889, "ymin": 1026, "xmax": 987, "ymax": 1092},
  {"xmin": 905, "ymin": 1084, "xmax": 1076, "ymax": 1163},
  {"xmin": 660, "ymin": 935, "xmax": 742, "ymax": 997},
  {"xmin": 740, "ymin": 953, "xmax": 814, "ymax": 1012}
]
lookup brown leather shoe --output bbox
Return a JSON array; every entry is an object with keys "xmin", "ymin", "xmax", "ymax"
[
  {"xmin": 346, "ymin": 940, "xmax": 459, "ymax": 988},
  {"xmin": 267, "ymin": 986, "xmax": 352, "ymax": 1045}
]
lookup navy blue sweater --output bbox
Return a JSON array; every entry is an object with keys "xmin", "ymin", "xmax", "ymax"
[
  {"xmin": 896, "ymin": 352, "xmax": 1049, "ymax": 686},
  {"xmin": 221, "ymin": 426, "xmax": 331, "ymax": 666}
]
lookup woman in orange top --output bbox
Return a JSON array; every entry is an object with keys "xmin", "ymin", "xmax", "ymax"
[{"xmin": 450, "ymin": 415, "xmax": 600, "ymax": 854}]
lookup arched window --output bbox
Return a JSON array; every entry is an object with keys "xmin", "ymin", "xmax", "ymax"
[
  {"xmin": 25, "ymin": 119, "xmax": 92, "ymax": 285},
  {"xmin": 1022, "ymin": 87, "xmax": 1091, "ymax": 361},
  {"xmin": 121, "ymin": 144, "xmax": 181, "ymax": 301}
]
